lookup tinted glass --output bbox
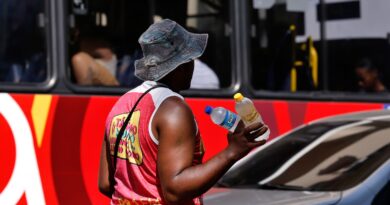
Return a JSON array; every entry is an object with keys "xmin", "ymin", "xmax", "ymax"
[
  {"xmin": 68, "ymin": 0, "xmax": 231, "ymax": 90},
  {"xmin": 218, "ymin": 121, "xmax": 352, "ymax": 187},
  {"xmin": 322, "ymin": 1, "xmax": 390, "ymax": 93},
  {"xmin": 219, "ymin": 120, "xmax": 390, "ymax": 191},
  {"xmin": 0, "ymin": 0, "xmax": 48, "ymax": 83},
  {"xmin": 249, "ymin": 0, "xmax": 311, "ymax": 91}
]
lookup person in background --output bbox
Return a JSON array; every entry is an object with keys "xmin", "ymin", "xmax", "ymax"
[
  {"xmin": 70, "ymin": 31, "xmax": 144, "ymax": 87},
  {"xmin": 98, "ymin": 19, "xmax": 268, "ymax": 204},
  {"xmin": 186, "ymin": 27, "xmax": 220, "ymax": 89},
  {"xmin": 191, "ymin": 59, "xmax": 220, "ymax": 89},
  {"xmin": 355, "ymin": 58, "xmax": 387, "ymax": 93},
  {"xmin": 71, "ymin": 36, "xmax": 119, "ymax": 86}
]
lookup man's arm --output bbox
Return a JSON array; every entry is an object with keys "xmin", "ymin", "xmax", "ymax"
[
  {"xmin": 155, "ymin": 97, "xmax": 267, "ymax": 204},
  {"xmin": 98, "ymin": 136, "xmax": 114, "ymax": 197}
]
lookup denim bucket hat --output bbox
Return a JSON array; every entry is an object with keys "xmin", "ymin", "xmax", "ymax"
[{"xmin": 135, "ymin": 19, "xmax": 208, "ymax": 81}]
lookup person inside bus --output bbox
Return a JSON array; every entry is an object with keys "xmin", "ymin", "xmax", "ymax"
[
  {"xmin": 71, "ymin": 34, "xmax": 119, "ymax": 86},
  {"xmin": 71, "ymin": 33, "xmax": 143, "ymax": 87},
  {"xmin": 190, "ymin": 58, "xmax": 220, "ymax": 89},
  {"xmin": 355, "ymin": 58, "xmax": 387, "ymax": 93},
  {"xmin": 186, "ymin": 27, "xmax": 220, "ymax": 89},
  {"xmin": 98, "ymin": 19, "xmax": 268, "ymax": 204}
]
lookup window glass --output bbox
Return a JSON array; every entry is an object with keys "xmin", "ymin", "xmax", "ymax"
[
  {"xmin": 249, "ymin": 0, "xmax": 390, "ymax": 94},
  {"xmin": 322, "ymin": 1, "xmax": 390, "ymax": 93},
  {"xmin": 0, "ymin": 0, "xmax": 48, "ymax": 84},
  {"xmin": 249, "ymin": 0, "xmax": 310, "ymax": 91},
  {"xmin": 218, "ymin": 121, "xmax": 352, "ymax": 188},
  {"xmin": 68, "ymin": 0, "xmax": 231, "ymax": 90}
]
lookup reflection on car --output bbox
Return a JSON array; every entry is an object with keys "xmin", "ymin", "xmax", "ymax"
[{"xmin": 204, "ymin": 110, "xmax": 390, "ymax": 205}]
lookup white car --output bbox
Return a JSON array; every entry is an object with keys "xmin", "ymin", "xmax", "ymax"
[{"xmin": 204, "ymin": 110, "xmax": 390, "ymax": 205}]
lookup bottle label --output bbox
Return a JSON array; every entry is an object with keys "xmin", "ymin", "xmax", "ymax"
[
  {"xmin": 220, "ymin": 111, "xmax": 238, "ymax": 130},
  {"xmin": 243, "ymin": 111, "xmax": 260, "ymax": 123}
]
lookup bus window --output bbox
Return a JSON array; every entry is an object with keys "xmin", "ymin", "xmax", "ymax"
[
  {"xmin": 319, "ymin": 1, "xmax": 390, "ymax": 93},
  {"xmin": 249, "ymin": 0, "xmax": 310, "ymax": 92},
  {"xmin": 0, "ymin": 0, "xmax": 48, "ymax": 84},
  {"xmin": 184, "ymin": 0, "xmax": 231, "ymax": 89},
  {"xmin": 249, "ymin": 0, "xmax": 390, "ymax": 94},
  {"xmin": 68, "ymin": 0, "xmax": 231, "ymax": 90}
]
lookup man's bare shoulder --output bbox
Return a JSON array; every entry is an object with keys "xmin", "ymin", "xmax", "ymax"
[
  {"xmin": 153, "ymin": 96, "xmax": 196, "ymax": 138},
  {"xmin": 157, "ymin": 96, "xmax": 194, "ymax": 121}
]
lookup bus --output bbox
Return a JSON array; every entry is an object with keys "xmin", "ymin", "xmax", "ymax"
[{"xmin": 0, "ymin": 0, "xmax": 388, "ymax": 204}]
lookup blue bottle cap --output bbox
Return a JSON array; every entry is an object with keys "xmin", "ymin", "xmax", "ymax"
[{"xmin": 205, "ymin": 106, "xmax": 213, "ymax": 115}]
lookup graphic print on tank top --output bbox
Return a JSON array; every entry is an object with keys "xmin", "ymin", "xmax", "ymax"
[{"xmin": 109, "ymin": 110, "xmax": 143, "ymax": 165}]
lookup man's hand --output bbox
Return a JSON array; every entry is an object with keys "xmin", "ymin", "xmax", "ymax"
[{"xmin": 226, "ymin": 121, "xmax": 268, "ymax": 161}]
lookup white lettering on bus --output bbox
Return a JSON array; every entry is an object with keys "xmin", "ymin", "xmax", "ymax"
[{"xmin": 0, "ymin": 93, "xmax": 45, "ymax": 204}]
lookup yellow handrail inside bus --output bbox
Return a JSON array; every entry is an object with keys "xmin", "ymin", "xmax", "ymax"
[
  {"xmin": 290, "ymin": 25, "xmax": 297, "ymax": 92},
  {"xmin": 291, "ymin": 67, "xmax": 297, "ymax": 92},
  {"xmin": 308, "ymin": 36, "xmax": 318, "ymax": 88},
  {"xmin": 290, "ymin": 34, "xmax": 319, "ymax": 92}
]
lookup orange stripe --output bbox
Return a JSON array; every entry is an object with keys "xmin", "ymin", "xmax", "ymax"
[{"xmin": 31, "ymin": 94, "xmax": 52, "ymax": 148}]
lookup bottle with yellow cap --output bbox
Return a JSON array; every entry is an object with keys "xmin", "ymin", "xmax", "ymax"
[{"xmin": 234, "ymin": 93, "xmax": 270, "ymax": 141}]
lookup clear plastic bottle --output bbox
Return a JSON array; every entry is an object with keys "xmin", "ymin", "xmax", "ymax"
[
  {"xmin": 234, "ymin": 93, "xmax": 270, "ymax": 141},
  {"xmin": 205, "ymin": 106, "xmax": 240, "ymax": 132}
]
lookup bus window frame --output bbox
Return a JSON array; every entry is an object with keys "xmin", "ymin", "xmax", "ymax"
[
  {"xmin": 59, "ymin": 0, "xmax": 241, "ymax": 97},
  {"xmin": 0, "ymin": 0, "xmax": 57, "ymax": 93}
]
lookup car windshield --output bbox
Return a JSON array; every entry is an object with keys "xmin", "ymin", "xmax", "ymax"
[{"xmin": 218, "ymin": 120, "xmax": 390, "ymax": 191}]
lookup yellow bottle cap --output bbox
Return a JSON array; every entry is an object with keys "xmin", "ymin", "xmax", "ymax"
[{"xmin": 234, "ymin": 93, "xmax": 244, "ymax": 102}]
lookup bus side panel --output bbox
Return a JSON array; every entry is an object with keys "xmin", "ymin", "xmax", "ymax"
[{"xmin": 0, "ymin": 93, "xmax": 383, "ymax": 204}]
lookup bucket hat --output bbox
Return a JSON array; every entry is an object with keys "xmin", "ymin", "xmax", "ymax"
[{"xmin": 135, "ymin": 19, "xmax": 208, "ymax": 81}]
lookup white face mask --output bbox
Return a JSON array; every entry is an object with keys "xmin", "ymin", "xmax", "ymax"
[{"xmin": 95, "ymin": 54, "xmax": 118, "ymax": 76}]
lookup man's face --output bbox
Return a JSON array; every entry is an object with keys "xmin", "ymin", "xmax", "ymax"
[
  {"xmin": 175, "ymin": 60, "xmax": 195, "ymax": 90},
  {"xmin": 355, "ymin": 67, "xmax": 377, "ymax": 91}
]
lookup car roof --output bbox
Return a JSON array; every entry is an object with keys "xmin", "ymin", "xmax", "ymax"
[{"xmin": 311, "ymin": 109, "xmax": 390, "ymax": 124}]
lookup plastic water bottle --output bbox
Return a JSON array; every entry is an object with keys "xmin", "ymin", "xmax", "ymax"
[
  {"xmin": 234, "ymin": 93, "xmax": 270, "ymax": 141},
  {"xmin": 205, "ymin": 106, "xmax": 240, "ymax": 132}
]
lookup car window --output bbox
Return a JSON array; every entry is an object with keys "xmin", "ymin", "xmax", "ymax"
[
  {"xmin": 219, "ymin": 120, "xmax": 390, "ymax": 191},
  {"xmin": 218, "ymin": 121, "xmax": 353, "ymax": 188}
]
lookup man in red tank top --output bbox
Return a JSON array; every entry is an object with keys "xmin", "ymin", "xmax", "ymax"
[{"xmin": 98, "ymin": 19, "xmax": 268, "ymax": 205}]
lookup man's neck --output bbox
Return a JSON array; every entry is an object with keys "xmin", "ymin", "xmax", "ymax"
[{"xmin": 157, "ymin": 80, "xmax": 180, "ymax": 92}]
